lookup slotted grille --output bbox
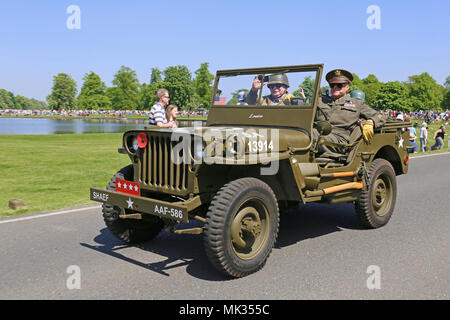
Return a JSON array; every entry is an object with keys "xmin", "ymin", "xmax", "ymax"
[{"xmin": 138, "ymin": 133, "xmax": 191, "ymax": 193}]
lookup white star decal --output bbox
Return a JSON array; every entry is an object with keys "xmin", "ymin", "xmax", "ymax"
[
  {"xmin": 123, "ymin": 183, "xmax": 128, "ymax": 189},
  {"xmin": 117, "ymin": 182, "xmax": 121, "ymax": 188},
  {"xmin": 126, "ymin": 197, "xmax": 134, "ymax": 209},
  {"xmin": 134, "ymin": 185, "xmax": 138, "ymax": 192},
  {"xmin": 129, "ymin": 184, "xmax": 133, "ymax": 190},
  {"xmin": 398, "ymin": 137, "xmax": 404, "ymax": 148}
]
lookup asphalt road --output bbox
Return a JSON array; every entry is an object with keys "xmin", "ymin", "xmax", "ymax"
[{"xmin": 1, "ymin": 153, "xmax": 449, "ymax": 300}]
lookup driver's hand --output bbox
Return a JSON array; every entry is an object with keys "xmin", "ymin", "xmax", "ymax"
[{"xmin": 252, "ymin": 75, "xmax": 265, "ymax": 91}]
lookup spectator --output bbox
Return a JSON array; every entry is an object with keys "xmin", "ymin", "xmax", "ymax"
[
  {"xmin": 408, "ymin": 119, "xmax": 418, "ymax": 153},
  {"xmin": 419, "ymin": 122, "xmax": 428, "ymax": 152},
  {"xmin": 148, "ymin": 88, "xmax": 174, "ymax": 128},
  {"xmin": 166, "ymin": 104, "xmax": 179, "ymax": 128},
  {"xmin": 430, "ymin": 125, "xmax": 447, "ymax": 150}
]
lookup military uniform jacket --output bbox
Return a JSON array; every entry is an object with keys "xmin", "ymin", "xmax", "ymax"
[
  {"xmin": 246, "ymin": 90, "xmax": 297, "ymax": 106},
  {"xmin": 315, "ymin": 94, "xmax": 385, "ymax": 140}
]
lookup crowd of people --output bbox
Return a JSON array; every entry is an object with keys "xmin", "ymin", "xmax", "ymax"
[{"xmin": 0, "ymin": 107, "xmax": 208, "ymax": 119}]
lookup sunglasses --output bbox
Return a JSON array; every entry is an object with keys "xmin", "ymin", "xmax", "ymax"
[
  {"xmin": 268, "ymin": 84, "xmax": 285, "ymax": 89},
  {"xmin": 329, "ymin": 83, "xmax": 348, "ymax": 89}
]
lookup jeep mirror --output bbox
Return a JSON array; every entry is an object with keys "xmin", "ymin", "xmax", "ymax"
[{"xmin": 316, "ymin": 121, "xmax": 332, "ymax": 136}]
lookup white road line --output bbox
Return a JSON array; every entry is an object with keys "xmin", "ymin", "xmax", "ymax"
[
  {"xmin": 410, "ymin": 151, "xmax": 450, "ymax": 160},
  {"xmin": 0, "ymin": 205, "xmax": 101, "ymax": 225}
]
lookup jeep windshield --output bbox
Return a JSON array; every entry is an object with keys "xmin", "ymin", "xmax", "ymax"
[
  {"xmin": 211, "ymin": 65, "xmax": 322, "ymax": 107},
  {"xmin": 207, "ymin": 64, "xmax": 324, "ymax": 129}
]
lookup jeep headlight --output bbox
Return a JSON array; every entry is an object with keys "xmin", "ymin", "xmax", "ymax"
[{"xmin": 125, "ymin": 134, "xmax": 139, "ymax": 154}]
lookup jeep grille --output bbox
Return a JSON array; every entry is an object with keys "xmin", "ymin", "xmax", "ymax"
[{"xmin": 138, "ymin": 133, "xmax": 192, "ymax": 195}]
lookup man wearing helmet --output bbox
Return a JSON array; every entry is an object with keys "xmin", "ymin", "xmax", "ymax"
[
  {"xmin": 246, "ymin": 73, "xmax": 305, "ymax": 106},
  {"xmin": 314, "ymin": 69, "xmax": 386, "ymax": 159}
]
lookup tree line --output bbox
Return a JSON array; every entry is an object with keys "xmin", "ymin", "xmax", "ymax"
[
  {"xmin": 1, "ymin": 65, "xmax": 449, "ymax": 111},
  {"xmin": 46, "ymin": 63, "xmax": 214, "ymax": 111}
]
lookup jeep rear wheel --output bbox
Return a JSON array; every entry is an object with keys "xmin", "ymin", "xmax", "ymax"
[
  {"xmin": 355, "ymin": 159, "xmax": 397, "ymax": 229},
  {"xmin": 102, "ymin": 165, "xmax": 164, "ymax": 244},
  {"xmin": 203, "ymin": 178, "xmax": 279, "ymax": 278}
]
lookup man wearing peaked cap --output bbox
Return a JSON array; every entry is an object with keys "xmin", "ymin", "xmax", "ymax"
[{"xmin": 313, "ymin": 68, "xmax": 386, "ymax": 159}]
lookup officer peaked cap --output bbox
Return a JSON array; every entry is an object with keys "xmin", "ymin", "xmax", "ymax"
[{"xmin": 326, "ymin": 69, "xmax": 354, "ymax": 83}]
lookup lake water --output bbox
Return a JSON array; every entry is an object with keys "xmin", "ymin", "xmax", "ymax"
[{"xmin": 0, "ymin": 118, "xmax": 201, "ymax": 135}]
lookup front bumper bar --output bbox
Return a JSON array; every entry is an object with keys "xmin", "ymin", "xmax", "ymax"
[{"xmin": 90, "ymin": 188, "xmax": 201, "ymax": 223}]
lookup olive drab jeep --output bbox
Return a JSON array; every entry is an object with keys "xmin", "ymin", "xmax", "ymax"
[{"xmin": 90, "ymin": 64, "xmax": 411, "ymax": 278}]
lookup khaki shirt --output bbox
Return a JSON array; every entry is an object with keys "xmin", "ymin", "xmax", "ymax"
[
  {"xmin": 315, "ymin": 94, "xmax": 385, "ymax": 139},
  {"xmin": 246, "ymin": 90, "xmax": 299, "ymax": 106}
]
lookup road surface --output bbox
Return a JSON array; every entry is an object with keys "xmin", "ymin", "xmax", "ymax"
[{"xmin": 1, "ymin": 153, "xmax": 448, "ymax": 300}]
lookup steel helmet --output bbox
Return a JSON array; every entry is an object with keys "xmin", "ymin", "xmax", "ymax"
[
  {"xmin": 237, "ymin": 91, "xmax": 247, "ymax": 101},
  {"xmin": 267, "ymin": 73, "xmax": 289, "ymax": 88},
  {"xmin": 350, "ymin": 89, "xmax": 366, "ymax": 101}
]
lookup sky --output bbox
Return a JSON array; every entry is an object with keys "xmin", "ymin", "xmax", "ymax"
[{"xmin": 0, "ymin": 0, "xmax": 449, "ymax": 101}]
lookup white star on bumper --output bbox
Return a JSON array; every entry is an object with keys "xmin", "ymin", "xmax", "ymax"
[{"xmin": 126, "ymin": 197, "xmax": 134, "ymax": 209}]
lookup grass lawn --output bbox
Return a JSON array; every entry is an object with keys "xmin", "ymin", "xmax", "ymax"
[{"xmin": 0, "ymin": 133, "xmax": 130, "ymax": 218}]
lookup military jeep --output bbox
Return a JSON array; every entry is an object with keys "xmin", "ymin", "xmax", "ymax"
[{"xmin": 90, "ymin": 64, "xmax": 410, "ymax": 278}]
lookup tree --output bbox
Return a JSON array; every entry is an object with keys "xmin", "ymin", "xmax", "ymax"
[
  {"xmin": 192, "ymin": 63, "xmax": 214, "ymax": 109},
  {"xmin": 442, "ymin": 90, "xmax": 450, "ymax": 110},
  {"xmin": 77, "ymin": 72, "xmax": 111, "ymax": 110},
  {"xmin": 106, "ymin": 66, "xmax": 140, "ymax": 110},
  {"xmin": 361, "ymin": 74, "xmax": 382, "ymax": 107},
  {"xmin": 162, "ymin": 65, "xmax": 193, "ymax": 109},
  {"xmin": 349, "ymin": 73, "xmax": 364, "ymax": 91},
  {"xmin": 373, "ymin": 81, "xmax": 412, "ymax": 111},
  {"xmin": 444, "ymin": 76, "xmax": 450, "ymax": 89},
  {"xmin": 226, "ymin": 89, "xmax": 248, "ymax": 105},
  {"xmin": 150, "ymin": 68, "xmax": 163, "ymax": 84},
  {"xmin": 293, "ymin": 76, "xmax": 314, "ymax": 102},
  {"xmin": 406, "ymin": 72, "xmax": 444, "ymax": 110},
  {"xmin": 0, "ymin": 89, "xmax": 15, "ymax": 109},
  {"xmin": 46, "ymin": 73, "xmax": 77, "ymax": 110}
]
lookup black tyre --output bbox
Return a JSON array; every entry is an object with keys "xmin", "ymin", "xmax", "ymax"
[
  {"xmin": 102, "ymin": 165, "xmax": 164, "ymax": 244},
  {"xmin": 355, "ymin": 159, "xmax": 397, "ymax": 229},
  {"xmin": 203, "ymin": 178, "xmax": 279, "ymax": 278}
]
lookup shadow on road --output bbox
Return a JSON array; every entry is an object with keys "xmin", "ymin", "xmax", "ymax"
[
  {"xmin": 81, "ymin": 202, "xmax": 363, "ymax": 281},
  {"xmin": 276, "ymin": 202, "xmax": 363, "ymax": 248}
]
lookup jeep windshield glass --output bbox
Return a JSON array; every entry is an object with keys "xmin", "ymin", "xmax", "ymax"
[{"xmin": 213, "ymin": 70, "xmax": 318, "ymax": 107}]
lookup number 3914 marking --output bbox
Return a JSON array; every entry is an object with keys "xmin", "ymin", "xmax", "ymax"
[{"xmin": 247, "ymin": 140, "xmax": 273, "ymax": 153}]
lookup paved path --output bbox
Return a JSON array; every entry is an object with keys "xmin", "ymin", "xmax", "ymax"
[{"xmin": 1, "ymin": 153, "xmax": 449, "ymax": 300}]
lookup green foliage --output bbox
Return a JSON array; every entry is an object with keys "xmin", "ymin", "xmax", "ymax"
[
  {"xmin": 0, "ymin": 89, "xmax": 15, "ymax": 109},
  {"xmin": 164, "ymin": 65, "xmax": 192, "ymax": 83},
  {"xmin": 349, "ymin": 74, "xmax": 381, "ymax": 106},
  {"xmin": 106, "ymin": 66, "xmax": 140, "ymax": 110},
  {"xmin": 406, "ymin": 72, "xmax": 444, "ymax": 110},
  {"xmin": 373, "ymin": 81, "xmax": 412, "ymax": 111},
  {"xmin": 150, "ymin": 67, "xmax": 163, "ymax": 84},
  {"xmin": 444, "ymin": 76, "xmax": 450, "ymax": 89},
  {"xmin": 77, "ymin": 72, "xmax": 111, "ymax": 110},
  {"xmin": 361, "ymin": 74, "xmax": 382, "ymax": 106},
  {"xmin": 293, "ymin": 76, "xmax": 314, "ymax": 102},
  {"xmin": 227, "ymin": 89, "xmax": 248, "ymax": 105},
  {"xmin": 46, "ymin": 73, "xmax": 77, "ymax": 110},
  {"xmin": 162, "ymin": 65, "xmax": 193, "ymax": 109},
  {"xmin": 442, "ymin": 88, "xmax": 450, "ymax": 110},
  {"xmin": 349, "ymin": 73, "xmax": 363, "ymax": 91},
  {"xmin": 192, "ymin": 62, "xmax": 214, "ymax": 109}
]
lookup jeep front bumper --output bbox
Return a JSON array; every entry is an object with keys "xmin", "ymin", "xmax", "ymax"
[{"xmin": 90, "ymin": 188, "xmax": 202, "ymax": 222}]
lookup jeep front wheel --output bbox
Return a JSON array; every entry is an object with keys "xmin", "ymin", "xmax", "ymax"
[
  {"xmin": 102, "ymin": 165, "xmax": 164, "ymax": 244},
  {"xmin": 203, "ymin": 178, "xmax": 279, "ymax": 278},
  {"xmin": 355, "ymin": 158, "xmax": 397, "ymax": 229}
]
